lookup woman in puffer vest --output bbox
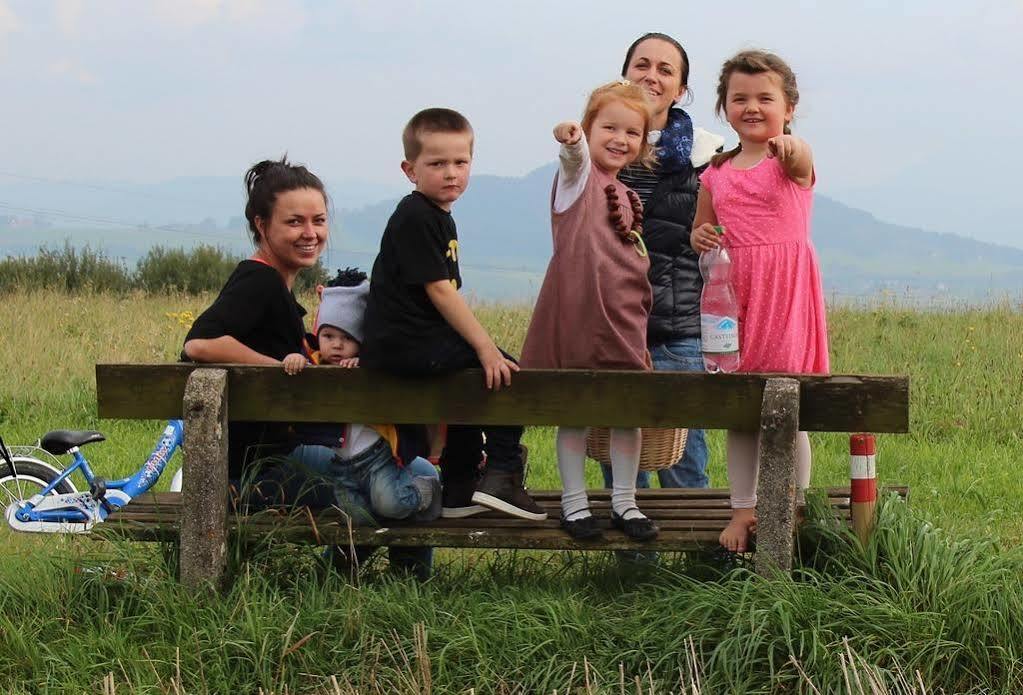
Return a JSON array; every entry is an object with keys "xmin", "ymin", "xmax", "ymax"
[{"xmin": 599, "ymin": 32, "xmax": 725, "ymax": 490}]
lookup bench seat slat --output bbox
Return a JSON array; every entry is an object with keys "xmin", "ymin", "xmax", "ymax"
[{"xmin": 99, "ymin": 487, "xmax": 907, "ymax": 552}]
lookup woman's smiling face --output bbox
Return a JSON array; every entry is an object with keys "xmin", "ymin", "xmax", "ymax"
[
  {"xmin": 624, "ymin": 38, "xmax": 686, "ymax": 126},
  {"xmin": 255, "ymin": 187, "xmax": 328, "ymax": 278}
]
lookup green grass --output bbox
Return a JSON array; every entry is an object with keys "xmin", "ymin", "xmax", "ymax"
[{"xmin": 1, "ymin": 289, "xmax": 1022, "ymax": 692}]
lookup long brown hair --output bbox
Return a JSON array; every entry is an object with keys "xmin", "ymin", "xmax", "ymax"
[
  {"xmin": 710, "ymin": 50, "xmax": 800, "ymax": 168},
  {"xmin": 580, "ymin": 81, "xmax": 655, "ymax": 168}
]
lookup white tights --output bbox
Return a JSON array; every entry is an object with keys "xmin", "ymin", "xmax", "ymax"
[
  {"xmin": 726, "ymin": 430, "xmax": 812, "ymax": 509},
  {"xmin": 556, "ymin": 427, "xmax": 644, "ymax": 521}
]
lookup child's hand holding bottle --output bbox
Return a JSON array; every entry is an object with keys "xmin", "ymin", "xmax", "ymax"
[{"xmin": 690, "ymin": 223, "xmax": 724, "ymax": 254}]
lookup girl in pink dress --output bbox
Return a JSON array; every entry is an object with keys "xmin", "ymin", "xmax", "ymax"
[
  {"xmin": 691, "ymin": 50, "xmax": 830, "ymax": 553},
  {"xmin": 521, "ymin": 81, "xmax": 658, "ymax": 542}
]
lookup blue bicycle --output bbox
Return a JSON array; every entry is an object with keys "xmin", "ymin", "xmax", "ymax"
[{"xmin": 1, "ymin": 420, "xmax": 183, "ymax": 533}]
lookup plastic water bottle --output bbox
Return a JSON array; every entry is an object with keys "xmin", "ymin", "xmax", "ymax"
[{"xmin": 699, "ymin": 227, "xmax": 740, "ymax": 373}]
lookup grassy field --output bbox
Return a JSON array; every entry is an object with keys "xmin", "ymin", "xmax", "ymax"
[{"xmin": 1, "ymin": 289, "xmax": 1022, "ymax": 692}]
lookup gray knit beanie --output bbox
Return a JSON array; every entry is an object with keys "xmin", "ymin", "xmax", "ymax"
[{"xmin": 316, "ymin": 280, "xmax": 369, "ymax": 343}]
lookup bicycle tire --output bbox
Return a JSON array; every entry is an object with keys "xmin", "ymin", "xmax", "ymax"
[{"xmin": 0, "ymin": 458, "xmax": 76, "ymax": 510}]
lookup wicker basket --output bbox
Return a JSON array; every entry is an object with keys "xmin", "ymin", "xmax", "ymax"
[{"xmin": 586, "ymin": 427, "xmax": 688, "ymax": 472}]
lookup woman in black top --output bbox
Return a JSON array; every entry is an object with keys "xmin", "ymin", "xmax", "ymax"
[
  {"xmin": 603, "ymin": 33, "xmax": 724, "ymax": 490},
  {"xmin": 184, "ymin": 157, "xmax": 328, "ymax": 482}
]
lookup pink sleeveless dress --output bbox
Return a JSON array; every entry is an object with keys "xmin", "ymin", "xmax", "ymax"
[
  {"xmin": 699, "ymin": 157, "xmax": 829, "ymax": 374},
  {"xmin": 521, "ymin": 164, "xmax": 652, "ymax": 371}
]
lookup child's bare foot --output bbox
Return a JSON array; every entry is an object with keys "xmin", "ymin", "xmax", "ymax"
[{"xmin": 720, "ymin": 509, "xmax": 756, "ymax": 553}]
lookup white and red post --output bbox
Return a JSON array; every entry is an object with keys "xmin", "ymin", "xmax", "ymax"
[{"xmin": 849, "ymin": 433, "xmax": 877, "ymax": 545}]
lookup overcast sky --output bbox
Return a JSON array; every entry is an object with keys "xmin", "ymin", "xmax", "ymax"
[{"xmin": 1, "ymin": 0, "xmax": 1020, "ymax": 247}]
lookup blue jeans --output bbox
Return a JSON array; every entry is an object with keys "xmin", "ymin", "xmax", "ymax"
[
  {"xmin": 600, "ymin": 337, "xmax": 709, "ymax": 489},
  {"xmin": 290, "ymin": 439, "xmax": 436, "ymax": 576}
]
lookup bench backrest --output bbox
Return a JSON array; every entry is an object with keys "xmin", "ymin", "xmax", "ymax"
[{"xmin": 96, "ymin": 364, "xmax": 909, "ymax": 432}]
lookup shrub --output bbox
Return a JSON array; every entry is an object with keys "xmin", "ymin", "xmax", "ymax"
[
  {"xmin": 134, "ymin": 244, "xmax": 238, "ymax": 294},
  {"xmin": 0, "ymin": 242, "xmax": 132, "ymax": 294},
  {"xmin": 1, "ymin": 244, "xmax": 331, "ymax": 296}
]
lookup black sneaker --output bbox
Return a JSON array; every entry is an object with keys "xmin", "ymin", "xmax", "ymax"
[
  {"xmin": 441, "ymin": 475, "xmax": 487, "ymax": 519},
  {"xmin": 472, "ymin": 468, "xmax": 548, "ymax": 521}
]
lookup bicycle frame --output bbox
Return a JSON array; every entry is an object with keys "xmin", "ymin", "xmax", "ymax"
[
  {"xmin": 8, "ymin": 419, "xmax": 183, "ymax": 530},
  {"xmin": 0, "ymin": 435, "xmax": 13, "ymax": 469}
]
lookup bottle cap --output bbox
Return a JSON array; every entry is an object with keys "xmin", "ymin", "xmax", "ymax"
[{"xmin": 713, "ymin": 225, "xmax": 724, "ymax": 236}]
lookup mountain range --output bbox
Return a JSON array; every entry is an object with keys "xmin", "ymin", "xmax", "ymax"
[{"xmin": 3, "ymin": 164, "xmax": 1022, "ymax": 302}]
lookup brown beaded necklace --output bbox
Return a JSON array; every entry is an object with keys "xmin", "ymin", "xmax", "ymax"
[{"xmin": 604, "ymin": 184, "xmax": 647, "ymax": 257}]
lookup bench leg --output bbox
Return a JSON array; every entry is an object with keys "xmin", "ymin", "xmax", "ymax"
[
  {"xmin": 754, "ymin": 377, "xmax": 800, "ymax": 578},
  {"xmin": 180, "ymin": 368, "xmax": 229, "ymax": 589}
]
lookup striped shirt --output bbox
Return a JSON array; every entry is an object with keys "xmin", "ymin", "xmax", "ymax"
[{"xmin": 618, "ymin": 162, "xmax": 660, "ymax": 206}]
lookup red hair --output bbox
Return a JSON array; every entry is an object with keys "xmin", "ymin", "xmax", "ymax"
[{"xmin": 580, "ymin": 81, "xmax": 655, "ymax": 168}]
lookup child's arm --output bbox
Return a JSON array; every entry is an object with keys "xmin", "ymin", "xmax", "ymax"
[
  {"xmin": 553, "ymin": 121, "xmax": 589, "ymax": 214},
  {"xmin": 690, "ymin": 188, "xmax": 722, "ymax": 254},
  {"xmin": 424, "ymin": 279, "xmax": 519, "ymax": 390},
  {"xmin": 767, "ymin": 135, "xmax": 813, "ymax": 188}
]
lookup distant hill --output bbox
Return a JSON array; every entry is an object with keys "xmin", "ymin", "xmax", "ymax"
[
  {"xmin": 341, "ymin": 163, "xmax": 1023, "ymax": 301},
  {"xmin": 3, "ymin": 165, "xmax": 1022, "ymax": 302}
]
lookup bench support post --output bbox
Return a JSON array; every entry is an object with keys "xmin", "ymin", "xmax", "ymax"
[
  {"xmin": 180, "ymin": 368, "xmax": 229, "ymax": 589},
  {"xmin": 755, "ymin": 377, "xmax": 800, "ymax": 578},
  {"xmin": 850, "ymin": 433, "xmax": 878, "ymax": 547}
]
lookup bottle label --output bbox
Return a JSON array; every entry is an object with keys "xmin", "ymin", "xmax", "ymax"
[{"xmin": 701, "ymin": 314, "xmax": 739, "ymax": 353}]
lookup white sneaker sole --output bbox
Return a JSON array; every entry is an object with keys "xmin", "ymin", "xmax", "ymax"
[
  {"xmin": 441, "ymin": 504, "xmax": 487, "ymax": 519},
  {"xmin": 471, "ymin": 491, "xmax": 548, "ymax": 521}
]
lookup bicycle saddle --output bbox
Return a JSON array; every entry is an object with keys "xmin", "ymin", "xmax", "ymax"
[{"xmin": 40, "ymin": 430, "xmax": 106, "ymax": 455}]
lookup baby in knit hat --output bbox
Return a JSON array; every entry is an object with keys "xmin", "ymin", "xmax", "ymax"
[
  {"xmin": 284, "ymin": 268, "xmax": 442, "ymax": 527},
  {"xmin": 311, "ymin": 273, "xmax": 368, "ymax": 368}
]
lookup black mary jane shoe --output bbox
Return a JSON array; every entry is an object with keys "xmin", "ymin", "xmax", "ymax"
[
  {"xmin": 560, "ymin": 513, "xmax": 604, "ymax": 541},
  {"xmin": 611, "ymin": 508, "xmax": 659, "ymax": 542}
]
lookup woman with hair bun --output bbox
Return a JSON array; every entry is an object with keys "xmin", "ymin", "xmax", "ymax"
[
  {"xmin": 600, "ymin": 32, "xmax": 725, "ymax": 492},
  {"xmin": 183, "ymin": 156, "xmax": 329, "ymax": 483}
]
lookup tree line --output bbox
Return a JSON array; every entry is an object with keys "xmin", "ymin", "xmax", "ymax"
[{"xmin": 0, "ymin": 243, "xmax": 328, "ymax": 295}]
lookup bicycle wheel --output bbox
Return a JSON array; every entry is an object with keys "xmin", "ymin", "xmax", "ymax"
[{"xmin": 0, "ymin": 458, "xmax": 76, "ymax": 510}]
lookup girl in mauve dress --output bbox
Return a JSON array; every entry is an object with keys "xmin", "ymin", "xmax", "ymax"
[
  {"xmin": 521, "ymin": 81, "xmax": 658, "ymax": 542},
  {"xmin": 691, "ymin": 50, "xmax": 830, "ymax": 553}
]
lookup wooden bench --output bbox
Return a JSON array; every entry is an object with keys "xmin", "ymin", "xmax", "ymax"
[{"xmin": 95, "ymin": 364, "xmax": 909, "ymax": 587}]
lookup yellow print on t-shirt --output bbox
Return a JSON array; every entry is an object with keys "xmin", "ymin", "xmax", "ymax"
[{"xmin": 446, "ymin": 240, "xmax": 459, "ymax": 288}]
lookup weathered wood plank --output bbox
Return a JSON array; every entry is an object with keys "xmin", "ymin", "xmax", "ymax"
[
  {"xmin": 128, "ymin": 486, "xmax": 906, "ymax": 508},
  {"xmin": 96, "ymin": 364, "xmax": 909, "ymax": 433},
  {"xmin": 109, "ymin": 489, "xmax": 912, "ymax": 536}
]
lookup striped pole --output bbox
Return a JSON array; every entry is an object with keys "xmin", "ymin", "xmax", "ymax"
[{"xmin": 850, "ymin": 433, "xmax": 877, "ymax": 546}]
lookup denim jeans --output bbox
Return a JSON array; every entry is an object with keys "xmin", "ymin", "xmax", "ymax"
[
  {"xmin": 600, "ymin": 337, "xmax": 709, "ymax": 489},
  {"xmin": 289, "ymin": 439, "xmax": 436, "ymax": 576},
  {"xmin": 362, "ymin": 332, "xmax": 524, "ymax": 479}
]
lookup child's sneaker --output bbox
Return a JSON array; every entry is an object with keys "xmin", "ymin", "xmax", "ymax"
[
  {"xmin": 472, "ymin": 469, "xmax": 548, "ymax": 521},
  {"xmin": 441, "ymin": 475, "xmax": 487, "ymax": 518}
]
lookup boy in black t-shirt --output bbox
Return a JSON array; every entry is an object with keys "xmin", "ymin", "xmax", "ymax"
[{"xmin": 362, "ymin": 108, "xmax": 546, "ymax": 522}]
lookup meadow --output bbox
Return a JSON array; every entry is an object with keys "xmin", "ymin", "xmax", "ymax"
[{"xmin": 1, "ymin": 288, "xmax": 1022, "ymax": 693}]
